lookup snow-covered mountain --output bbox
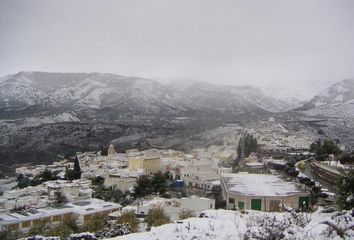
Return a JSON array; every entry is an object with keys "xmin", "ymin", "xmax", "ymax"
[
  {"xmin": 299, "ymin": 79, "xmax": 354, "ymax": 117},
  {"xmin": 0, "ymin": 71, "xmax": 190, "ymax": 118},
  {"xmin": 0, "ymin": 71, "xmax": 292, "ymax": 120},
  {"xmin": 175, "ymin": 82, "xmax": 293, "ymax": 113}
]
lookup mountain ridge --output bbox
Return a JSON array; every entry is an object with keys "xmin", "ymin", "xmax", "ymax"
[
  {"xmin": 298, "ymin": 78, "xmax": 354, "ymax": 117},
  {"xmin": 0, "ymin": 71, "xmax": 294, "ymax": 120}
]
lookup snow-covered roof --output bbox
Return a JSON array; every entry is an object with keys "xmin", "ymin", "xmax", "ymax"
[
  {"xmin": 222, "ymin": 173, "xmax": 306, "ymax": 197},
  {"xmin": 0, "ymin": 198, "xmax": 121, "ymax": 225}
]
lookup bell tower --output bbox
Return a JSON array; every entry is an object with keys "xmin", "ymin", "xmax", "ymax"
[{"xmin": 107, "ymin": 144, "xmax": 117, "ymax": 157}]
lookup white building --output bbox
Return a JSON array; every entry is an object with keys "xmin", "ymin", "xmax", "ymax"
[
  {"xmin": 221, "ymin": 173, "xmax": 310, "ymax": 211},
  {"xmin": 0, "ymin": 198, "xmax": 121, "ymax": 231}
]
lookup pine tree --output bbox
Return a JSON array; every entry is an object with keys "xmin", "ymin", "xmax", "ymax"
[{"xmin": 73, "ymin": 156, "xmax": 82, "ymax": 179}]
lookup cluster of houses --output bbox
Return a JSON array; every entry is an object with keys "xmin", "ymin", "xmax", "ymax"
[
  {"xmin": 0, "ymin": 119, "xmax": 317, "ymax": 233},
  {"xmin": 0, "ymin": 179, "xmax": 93, "ymax": 211},
  {"xmin": 248, "ymin": 117, "xmax": 316, "ymax": 152}
]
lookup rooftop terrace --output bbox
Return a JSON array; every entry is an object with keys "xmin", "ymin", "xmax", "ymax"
[{"xmin": 222, "ymin": 173, "xmax": 305, "ymax": 197}]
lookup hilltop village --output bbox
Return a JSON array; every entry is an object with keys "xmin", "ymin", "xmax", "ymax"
[{"xmin": 0, "ymin": 118, "xmax": 353, "ymax": 239}]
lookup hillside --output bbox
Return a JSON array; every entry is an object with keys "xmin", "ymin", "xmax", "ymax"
[
  {"xmin": 299, "ymin": 79, "xmax": 354, "ymax": 118},
  {"xmin": 0, "ymin": 71, "xmax": 291, "ymax": 173},
  {"xmin": 109, "ymin": 209, "xmax": 354, "ymax": 240},
  {"xmin": 0, "ymin": 71, "xmax": 293, "ymax": 120},
  {"xmin": 295, "ymin": 79, "xmax": 354, "ymax": 150}
]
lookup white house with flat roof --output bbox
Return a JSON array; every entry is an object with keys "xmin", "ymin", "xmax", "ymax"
[
  {"xmin": 0, "ymin": 198, "xmax": 121, "ymax": 231},
  {"xmin": 221, "ymin": 173, "xmax": 309, "ymax": 211}
]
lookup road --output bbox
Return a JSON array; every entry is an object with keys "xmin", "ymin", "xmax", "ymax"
[{"xmin": 303, "ymin": 160, "xmax": 337, "ymax": 193}]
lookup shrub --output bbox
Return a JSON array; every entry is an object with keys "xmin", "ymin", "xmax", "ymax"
[
  {"xmin": 145, "ymin": 205, "xmax": 170, "ymax": 227},
  {"xmin": 337, "ymin": 168, "xmax": 354, "ymax": 210},
  {"xmin": 178, "ymin": 209, "xmax": 195, "ymax": 219},
  {"xmin": 84, "ymin": 214, "xmax": 107, "ymax": 232},
  {"xmin": 116, "ymin": 211, "xmax": 140, "ymax": 232}
]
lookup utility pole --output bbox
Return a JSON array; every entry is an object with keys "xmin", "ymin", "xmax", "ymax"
[{"xmin": 240, "ymin": 125, "xmax": 246, "ymax": 166}]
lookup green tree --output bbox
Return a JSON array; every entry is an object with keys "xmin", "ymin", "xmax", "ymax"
[
  {"xmin": 133, "ymin": 175, "xmax": 152, "ymax": 198},
  {"xmin": 145, "ymin": 205, "xmax": 170, "ymax": 227},
  {"xmin": 151, "ymin": 172, "xmax": 168, "ymax": 195},
  {"xmin": 133, "ymin": 172, "xmax": 169, "ymax": 198},
  {"xmin": 64, "ymin": 166, "xmax": 75, "ymax": 181},
  {"xmin": 237, "ymin": 134, "xmax": 257, "ymax": 159},
  {"xmin": 64, "ymin": 157, "xmax": 82, "ymax": 181},
  {"xmin": 73, "ymin": 156, "xmax": 82, "ymax": 179},
  {"xmin": 337, "ymin": 168, "xmax": 354, "ymax": 210},
  {"xmin": 53, "ymin": 191, "xmax": 67, "ymax": 206},
  {"xmin": 39, "ymin": 168, "xmax": 58, "ymax": 182},
  {"xmin": 92, "ymin": 176, "xmax": 105, "ymax": 186},
  {"xmin": 100, "ymin": 145, "xmax": 108, "ymax": 156},
  {"xmin": 310, "ymin": 139, "xmax": 340, "ymax": 161},
  {"xmin": 117, "ymin": 211, "xmax": 140, "ymax": 232},
  {"xmin": 0, "ymin": 229, "xmax": 20, "ymax": 240},
  {"xmin": 17, "ymin": 174, "xmax": 30, "ymax": 189}
]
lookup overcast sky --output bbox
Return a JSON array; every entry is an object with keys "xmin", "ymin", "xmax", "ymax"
[{"xmin": 0, "ymin": 0, "xmax": 353, "ymax": 98}]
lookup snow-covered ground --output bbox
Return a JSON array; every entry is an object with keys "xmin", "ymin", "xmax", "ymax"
[{"xmin": 108, "ymin": 209, "xmax": 354, "ymax": 240}]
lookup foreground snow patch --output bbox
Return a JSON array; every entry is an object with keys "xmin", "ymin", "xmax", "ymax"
[{"xmin": 108, "ymin": 209, "xmax": 354, "ymax": 240}]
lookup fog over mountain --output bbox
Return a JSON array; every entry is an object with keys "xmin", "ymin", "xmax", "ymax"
[
  {"xmin": 0, "ymin": 0, "xmax": 354, "ymax": 174},
  {"xmin": 0, "ymin": 71, "xmax": 294, "ymax": 118},
  {"xmin": 0, "ymin": 71, "xmax": 353, "ymax": 171},
  {"xmin": 1, "ymin": 0, "xmax": 354, "ymax": 96}
]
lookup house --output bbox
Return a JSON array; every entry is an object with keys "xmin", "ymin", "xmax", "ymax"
[
  {"xmin": 221, "ymin": 173, "xmax": 310, "ymax": 211},
  {"xmin": 104, "ymin": 174, "xmax": 137, "ymax": 192},
  {"xmin": 0, "ymin": 198, "xmax": 121, "ymax": 231}
]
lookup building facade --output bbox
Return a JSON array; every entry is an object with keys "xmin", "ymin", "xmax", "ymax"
[
  {"xmin": 221, "ymin": 173, "xmax": 310, "ymax": 211},
  {"xmin": 128, "ymin": 157, "xmax": 161, "ymax": 174}
]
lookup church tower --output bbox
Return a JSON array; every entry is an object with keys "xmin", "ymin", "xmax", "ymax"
[{"xmin": 107, "ymin": 144, "xmax": 117, "ymax": 157}]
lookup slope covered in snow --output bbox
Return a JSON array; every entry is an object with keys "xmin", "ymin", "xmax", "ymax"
[
  {"xmin": 173, "ymin": 82, "xmax": 292, "ymax": 113},
  {"xmin": 0, "ymin": 72, "xmax": 294, "ymax": 121},
  {"xmin": 0, "ymin": 72, "xmax": 189, "ymax": 116},
  {"xmin": 300, "ymin": 79, "xmax": 354, "ymax": 118},
  {"xmin": 109, "ymin": 209, "xmax": 354, "ymax": 240}
]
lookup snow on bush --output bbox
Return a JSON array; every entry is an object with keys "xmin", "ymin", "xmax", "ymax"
[
  {"xmin": 20, "ymin": 236, "xmax": 60, "ymax": 240},
  {"xmin": 105, "ymin": 209, "xmax": 354, "ymax": 240},
  {"xmin": 69, "ymin": 232, "xmax": 97, "ymax": 240}
]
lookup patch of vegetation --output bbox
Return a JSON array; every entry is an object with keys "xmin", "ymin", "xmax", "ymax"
[
  {"xmin": 337, "ymin": 168, "xmax": 354, "ymax": 210},
  {"xmin": 133, "ymin": 172, "xmax": 169, "ymax": 198},
  {"xmin": 17, "ymin": 168, "xmax": 59, "ymax": 189},
  {"xmin": 310, "ymin": 139, "xmax": 340, "ymax": 161},
  {"xmin": 237, "ymin": 133, "xmax": 257, "ymax": 159},
  {"xmin": 64, "ymin": 156, "xmax": 82, "ymax": 181},
  {"xmin": 116, "ymin": 211, "xmax": 140, "ymax": 232},
  {"xmin": 145, "ymin": 205, "xmax": 170, "ymax": 227},
  {"xmin": 84, "ymin": 214, "xmax": 107, "ymax": 233},
  {"xmin": 178, "ymin": 209, "xmax": 195, "ymax": 219}
]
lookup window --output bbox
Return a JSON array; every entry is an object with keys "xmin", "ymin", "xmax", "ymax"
[{"xmin": 229, "ymin": 198, "xmax": 235, "ymax": 204}]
